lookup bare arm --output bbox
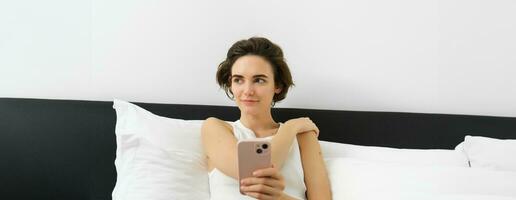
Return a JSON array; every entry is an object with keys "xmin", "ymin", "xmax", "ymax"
[
  {"xmin": 280, "ymin": 193, "xmax": 302, "ymax": 200},
  {"xmin": 271, "ymin": 122, "xmax": 302, "ymax": 169},
  {"xmin": 297, "ymin": 131, "xmax": 332, "ymax": 200},
  {"xmin": 201, "ymin": 117, "xmax": 239, "ymax": 178},
  {"xmin": 201, "ymin": 117, "xmax": 302, "ymax": 179}
]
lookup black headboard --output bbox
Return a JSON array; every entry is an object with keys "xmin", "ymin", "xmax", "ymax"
[{"xmin": 1, "ymin": 97, "xmax": 515, "ymax": 200}]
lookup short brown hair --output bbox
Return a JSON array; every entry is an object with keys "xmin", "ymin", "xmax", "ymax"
[{"xmin": 216, "ymin": 37, "xmax": 294, "ymax": 104}]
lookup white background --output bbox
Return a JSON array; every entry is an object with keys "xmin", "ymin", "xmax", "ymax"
[{"xmin": 1, "ymin": 0, "xmax": 515, "ymax": 117}]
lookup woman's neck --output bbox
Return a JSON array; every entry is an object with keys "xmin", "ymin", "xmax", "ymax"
[{"xmin": 239, "ymin": 113, "xmax": 279, "ymax": 137}]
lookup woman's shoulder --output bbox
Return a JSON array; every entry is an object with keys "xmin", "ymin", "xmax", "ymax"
[{"xmin": 203, "ymin": 117, "xmax": 233, "ymax": 131}]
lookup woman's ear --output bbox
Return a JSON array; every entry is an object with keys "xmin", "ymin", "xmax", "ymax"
[{"xmin": 274, "ymin": 86, "xmax": 282, "ymax": 94}]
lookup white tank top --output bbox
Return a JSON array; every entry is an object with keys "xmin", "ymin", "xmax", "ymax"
[{"xmin": 208, "ymin": 120, "xmax": 307, "ymax": 200}]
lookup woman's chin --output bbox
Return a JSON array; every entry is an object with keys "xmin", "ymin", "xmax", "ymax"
[{"xmin": 238, "ymin": 105, "xmax": 261, "ymax": 115}]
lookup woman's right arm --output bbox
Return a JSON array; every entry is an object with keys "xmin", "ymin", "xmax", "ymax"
[{"xmin": 202, "ymin": 117, "xmax": 239, "ymax": 178}]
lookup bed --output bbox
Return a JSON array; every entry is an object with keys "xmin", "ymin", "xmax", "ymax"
[{"xmin": 1, "ymin": 97, "xmax": 515, "ymax": 199}]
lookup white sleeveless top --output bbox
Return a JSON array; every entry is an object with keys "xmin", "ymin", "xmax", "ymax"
[{"xmin": 208, "ymin": 120, "xmax": 307, "ymax": 200}]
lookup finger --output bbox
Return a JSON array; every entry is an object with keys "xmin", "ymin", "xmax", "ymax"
[
  {"xmin": 241, "ymin": 184, "xmax": 279, "ymax": 196},
  {"xmin": 244, "ymin": 192, "xmax": 274, "ymax": 200},
  {"xmin": 241, "ymin": 177, "xmax": 283, "ymax": 189},
  {"xmin": 300, "ymin": 130, "xmax": 318, "ymax": 137},
  {"xmin": 310, "ymin": 121, "xmax": 320, "ymax": 136},
  {"xmin": 252, "ymin": 167, "xmax": 283, "ymax": 180}
]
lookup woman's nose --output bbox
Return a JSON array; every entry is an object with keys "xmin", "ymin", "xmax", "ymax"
[{"xmin": 243, "ymin": 83, "xmax": 254, "ymax": 96}]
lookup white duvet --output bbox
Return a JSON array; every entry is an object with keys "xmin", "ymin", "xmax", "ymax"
[
  {"xmin": 326, "ymin": 158, "xmax": 516, "ymax": 200},
  {"xmin": 431, "ymin": 194, "xmax": 516, "ymax": 200}
]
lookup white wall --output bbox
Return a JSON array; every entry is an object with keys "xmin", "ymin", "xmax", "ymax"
[{"xmin": 1, "ymin": 0, "xmax": 515, "ymax": 117}]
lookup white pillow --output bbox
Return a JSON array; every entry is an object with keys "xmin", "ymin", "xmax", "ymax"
[
  {"xmin": 460, "ymin": 135, "xmax": 516, "ymax": 172},
  {"xmin": 325, "ymin": 157, "xmax": 516, "ymax": 200},
  {"xmin": 112, "ymin": 99, "xmax": 209, "ymax": 200},
  {"xmin": 320, "ymin": 140, "xmax": 469, "ymax": 167}
]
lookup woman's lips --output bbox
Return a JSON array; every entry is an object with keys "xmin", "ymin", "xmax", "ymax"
[{"xmin": 241, "ymin": 100, "xmax": 258, "ymax": 105}]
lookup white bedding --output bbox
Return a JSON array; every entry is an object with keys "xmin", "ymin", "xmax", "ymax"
[
  {"xmin": 430, "ymin": 194, "xmax": 516, "ymax": 200},
  {"xmin": 320, "ymin": 140, "xmax": 469, "ymax": 167},
  {"xmin": 110, "ymin": 101, "xmax": 515, "ymax": 200},
  {"xmin": 326, "ymin": 157, "xmax": 516, "ymax": 200}
]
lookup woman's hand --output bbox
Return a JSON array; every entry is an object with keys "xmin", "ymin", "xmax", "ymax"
[
  {"xmin": 285, "ymin": 117, "xmax": 319, "ymax": 136},
  {"xmin": 240, "ymin": 165, "xmax": 286, "ymax": 200}
]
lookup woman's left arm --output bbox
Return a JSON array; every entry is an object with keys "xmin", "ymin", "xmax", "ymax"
[{"xmin": 297, "ymin": 132, "xmax": 332, "ymax": 200}]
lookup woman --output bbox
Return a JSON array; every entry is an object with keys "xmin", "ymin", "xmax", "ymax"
[{"xmin": 202, "ymin": 37, "xmax": 331, "ymax": 200}]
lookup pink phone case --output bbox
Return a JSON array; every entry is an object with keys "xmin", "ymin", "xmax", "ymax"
[{"xmin": 237, "ymin": 139, "xmax": 271, "ymax": 194}]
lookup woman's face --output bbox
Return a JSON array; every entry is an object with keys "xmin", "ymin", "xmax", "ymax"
[{"xmin": 230, "ymin": 55, "xmax": 281, "ymax": 115}]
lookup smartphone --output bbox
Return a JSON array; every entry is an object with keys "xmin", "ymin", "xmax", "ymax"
[{"xmin": 237, "ymin": 138, "xmax": 271, "ymax": 194}]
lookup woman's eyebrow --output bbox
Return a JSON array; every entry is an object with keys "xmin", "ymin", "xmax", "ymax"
[
  {"xmin": 253, "ymin": 74, "xmax": 269, "ymax": 79},
  {"xmin": 231, "ymin": 74, "xmax": 269, "ymax": 79}
]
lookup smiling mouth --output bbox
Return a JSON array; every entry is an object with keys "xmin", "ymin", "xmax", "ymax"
[{"xmin": 241, "ymin": 100, "xmax": 258, "ymax": 103}]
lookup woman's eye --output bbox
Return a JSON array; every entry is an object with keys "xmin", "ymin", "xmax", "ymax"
[
  {"xmin": 255, "ymin": 79, "xmax": 266, "ymax": 83},
  {"xmin": 232, "ymin": 78, "xmax": 242, "ymax": 83}
]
